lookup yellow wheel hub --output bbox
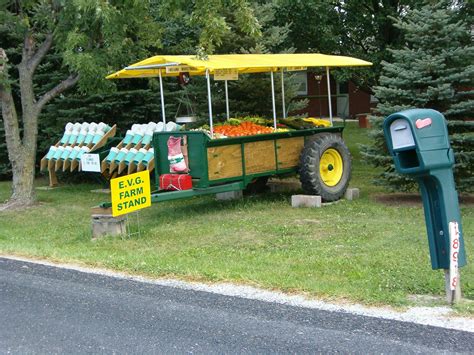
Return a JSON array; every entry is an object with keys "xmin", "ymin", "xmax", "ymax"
[{"xmin": 319, "ymin": 148, "xmax": 343, "ymax": 187}]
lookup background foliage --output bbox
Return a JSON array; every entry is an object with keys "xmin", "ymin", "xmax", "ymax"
[
  {"xmin": 361, "ymin": 1, "xmax": 474, "ymax": 192},
  {"xmin": 0, "ymin": 0, "xmax": 472, "ymax": 193}
]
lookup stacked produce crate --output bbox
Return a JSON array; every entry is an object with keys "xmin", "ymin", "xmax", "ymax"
[
  {"xmin": 101, "ymin": 121, "xmax": 181, "ymax": 176},
  {"xmin": 41, "ymin": 122, "xmax": 117, "ymax": 186}
]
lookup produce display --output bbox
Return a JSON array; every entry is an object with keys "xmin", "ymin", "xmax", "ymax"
[
  {"xmin": 40, "ymin": 121, "xmax": 117, "ymax": 187},
  {"xmin": 100, "ymin": 53, "xmax": 370, "ymax": 207},
  {"xmin": 43, "ymin": 122, "xmax": 112, "ymax": 164},
  {"xmin": 102, "ymin": 121, "xmax": 182, "ymax": 176},
  {"xmin": 40, "ymin": 115, "xmax": 331, "ymax": 189},
  {"xmin": 208, "ymin": 116, "xmax": 331, "ymax": 138},
  {"xmin": 303, "ymin": 117, "xmax": 331, "ymax": 127},
  {"xmin": 41, "ymin": 121, "xmax": 116, "ymax": 172},
  {"xmin": 214, "ymin": 121, "xmax": 274, "ymax": 137},
  {"xmin": 150, "ymin": 114, "xmax": 349, "ymax": 201}
]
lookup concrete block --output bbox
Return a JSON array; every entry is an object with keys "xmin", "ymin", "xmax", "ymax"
[
  {"xmin": 216, "ymin": 190, "xmax": 243, "ymax": 201},
  {"xmin": 291, "ymin": 195, "xmax": 322, "ymax": 208},
  {"xmin": 268, "ymin": 181, "xmax": 301, "ymax": 193},
  {"xmin": 344, "ymin": 188, "xmax": 360, "ymax": 201},
  {"xmin": 91, "ymin": 214, "xmax": 126, "ymax": 239}
]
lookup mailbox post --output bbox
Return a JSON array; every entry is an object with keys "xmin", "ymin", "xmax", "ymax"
[{"xmin": 383, "ymin": 109, "xmax": 466, "ymax": 304}]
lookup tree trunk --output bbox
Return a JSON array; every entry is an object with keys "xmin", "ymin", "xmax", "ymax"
[
  {"xmin": 9, "ymin": 145, "xmax": 37, "ymax": 207},
  {"xmin": 0, "ymin": 64, "xmax": 39, "ymax": 208},
  {"xmin": 0, "ymin": 102, "xmax": 38, "ymax": 208}
]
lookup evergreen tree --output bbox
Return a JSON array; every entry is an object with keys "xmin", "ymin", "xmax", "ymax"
[{"xmin": 361, "ymin": 1, "xmax": 474, "ymax": 192}]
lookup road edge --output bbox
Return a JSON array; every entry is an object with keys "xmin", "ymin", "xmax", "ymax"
[{"xmin": 1, "ymin": 254, "xmax": 473, "ymax": 332}]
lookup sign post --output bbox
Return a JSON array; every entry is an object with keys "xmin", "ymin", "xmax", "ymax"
[{"xmin": 110, "ymin": 171, "xmax": 152, "ymax": 217}]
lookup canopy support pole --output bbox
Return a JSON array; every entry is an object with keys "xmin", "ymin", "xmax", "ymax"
[
  {"xmin": 326, "ymin": 66, "xmax": 333, "ymax": 126},
  {"xmin": 206, "ymin": 69, "xmax": 214, "ymax": 137},
  {"xmin": 225, "ymin": 80, "xmax": 230, "ymax": 120},
  {"xmin": 159, "ymin": 70, "xmax": 166, "ymax": 124},
  {"xmin": 271, "ymin": 71, "xmax": 277, "ymax": 129},
  {"xmin": 280, "ymin": 68, "xmax": 286, "ymax": 118}
]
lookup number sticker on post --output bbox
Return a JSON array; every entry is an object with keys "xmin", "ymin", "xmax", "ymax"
[
  {"xmin": 81, "ymin": 154, "xmax": 101, "ymax": 172},
  {"xmin": 449, "ymin": 221, "xmax": 460, "ymax": 291},
  {"xmin": 110, "ymin": 171, "xmax": 152, "ymax": 217}
]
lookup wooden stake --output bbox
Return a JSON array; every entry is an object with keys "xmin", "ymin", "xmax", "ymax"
[
  {"xmin": 147, "ymin": 159, "xmax": 155, "ymax": 172},
  {"xmin": 127, "ymin": 162, "xmax": 137, "ymax": 175},
  {"xmin": 101, "ymin": 160, "xmax": 108, "ymax": 174},
  {"xmin": 62, "ymin": 159, "xmax": 71, "ymax": 172},
  {"xmin": 117, "ymin": 161, "xmax": 127, "ymax": 175},
  {"xmin": 40, "ymin": 157, "xmax": 48, "ymax": 171},
  {"xmin": 54, "ymin": 159, "xmax": 63, "ymax": 172},
  {"xmin": 48, "ymin": 165, "xmax": 58, "ymax": 187},
  {"xmin": 70, "ymin": 160, "xmax": 79, "ymax": 172},
  {"xmin": 109, "ymin": 161, "xmax": 118, "ymax": 175}
]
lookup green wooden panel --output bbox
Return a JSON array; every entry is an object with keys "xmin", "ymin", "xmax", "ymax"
[
  {"xmin": 153, "ymin": 131, "xmax": 210, "ymax": 189},
  {"xmin": 206, "ymin": 125, "xmax": 343, "ymax": 147},
  {"xmin": 152, "ymin": 126, "xmax": 346, "ymax": 190}
]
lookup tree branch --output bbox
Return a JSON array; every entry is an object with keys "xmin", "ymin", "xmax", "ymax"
[
  {"xmin": 36, "ymin": 74, "xmax": 80, "ymax": 112},
  {"xmin": 22, "ymin": 32, "xmax": 35, "ymax": 62},
  {"xmin": 28, "ymin": 33, "xmax": 53, "ymax": 74}
]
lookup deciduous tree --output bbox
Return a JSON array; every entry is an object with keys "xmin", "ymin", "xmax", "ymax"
[{"xmin": 0, "ymin": 0, "xmax": 160, "ymax": 208}]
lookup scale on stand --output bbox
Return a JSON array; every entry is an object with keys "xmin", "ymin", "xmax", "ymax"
[{"xmin": 175, "ymin": 72, "xmax": 197, "ymax": 125}]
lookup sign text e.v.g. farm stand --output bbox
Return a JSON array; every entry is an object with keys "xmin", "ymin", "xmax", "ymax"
[{"xmin": 110, "ymin": 171, "xmax": 151, "ymax": 217}]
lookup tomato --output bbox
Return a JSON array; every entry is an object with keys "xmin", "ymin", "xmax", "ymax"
[{"xmin": 213, "ymin": 121, "xmax": 275, "ymax": 137}]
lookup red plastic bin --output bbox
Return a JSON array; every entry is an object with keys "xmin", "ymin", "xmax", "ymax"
[{"xmin": 159, "ymin": 174, "xmax": 193, "ymax": 191}]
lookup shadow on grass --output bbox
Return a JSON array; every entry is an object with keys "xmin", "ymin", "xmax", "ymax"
[{"xmin": 148, "ymin": 190, "xmax": 298, "ymax": 218}]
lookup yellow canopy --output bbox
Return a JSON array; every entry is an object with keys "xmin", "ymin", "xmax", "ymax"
[{"xmin": 106, "ymin": 53, "xmax": 372, "ymax": 79}]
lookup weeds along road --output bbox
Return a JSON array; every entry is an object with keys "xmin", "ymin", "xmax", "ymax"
[{"xmin": 1, "ymin": 257, "xmax": 473, "ymax": 354}]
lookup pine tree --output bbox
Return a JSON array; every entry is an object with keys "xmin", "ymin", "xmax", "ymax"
[{"xmin": 361, "ymin": 1, "xmax": 474, "ymax": 192}]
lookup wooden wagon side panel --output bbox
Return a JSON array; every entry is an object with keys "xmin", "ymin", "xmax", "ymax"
[
  {"xmin": 276, "ymin": 137, "xmax": 305, "ymax": 169},
  {"xmin": 244, "ymin": 141, "xmax": 276, "ymax": 174},
  {"xmin": 208, "ymin": 144, "xmax": 243, "ymax": 181}
]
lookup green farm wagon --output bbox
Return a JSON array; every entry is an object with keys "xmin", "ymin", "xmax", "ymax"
[{"xmin": 106, "ymin": 53, "xmax": 372, "ymax": 203}]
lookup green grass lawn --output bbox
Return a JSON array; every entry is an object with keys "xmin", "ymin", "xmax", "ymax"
[{"xmin": 1, "ymin": 122, "xmax": 473, "ymax": 314}]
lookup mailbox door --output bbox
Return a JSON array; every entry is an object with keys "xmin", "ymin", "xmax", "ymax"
[{"xmin": 389, "ymin": 119, "xmax": 415, "ymax": 150}]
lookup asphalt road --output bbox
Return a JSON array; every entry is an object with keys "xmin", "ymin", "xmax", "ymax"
[{"xmin": 1, "ymin": 257, "xmax": 473, "ymax": 354}]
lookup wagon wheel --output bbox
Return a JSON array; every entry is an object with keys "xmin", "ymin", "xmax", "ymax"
[{"xmin": 299, "ymin": 133, "xmax": 351, "ymax": 202}]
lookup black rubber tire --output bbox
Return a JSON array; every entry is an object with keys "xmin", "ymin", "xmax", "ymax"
[
  {"xmin": 244, "ymin": 176, "xmax": 269, "ymax": 195},
  {"xmin": 299, "ymin": 133, "xmax": 351, "ymax": 202}
]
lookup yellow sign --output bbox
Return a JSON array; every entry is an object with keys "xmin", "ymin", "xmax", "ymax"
[
  {"xmin": 111, "ymin": 171, "xmax": 151, "ymax": 217},
  {"xmin": 165, "ymin": 65, "xmax": 197, "ymax": 74},
  {"xmin": 286, "ymin": 66, "xmax": 307, "ymax": 72},
  {"xmin": 214, "ymin": 68, "xmax": 239, "ymax": 81}
]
